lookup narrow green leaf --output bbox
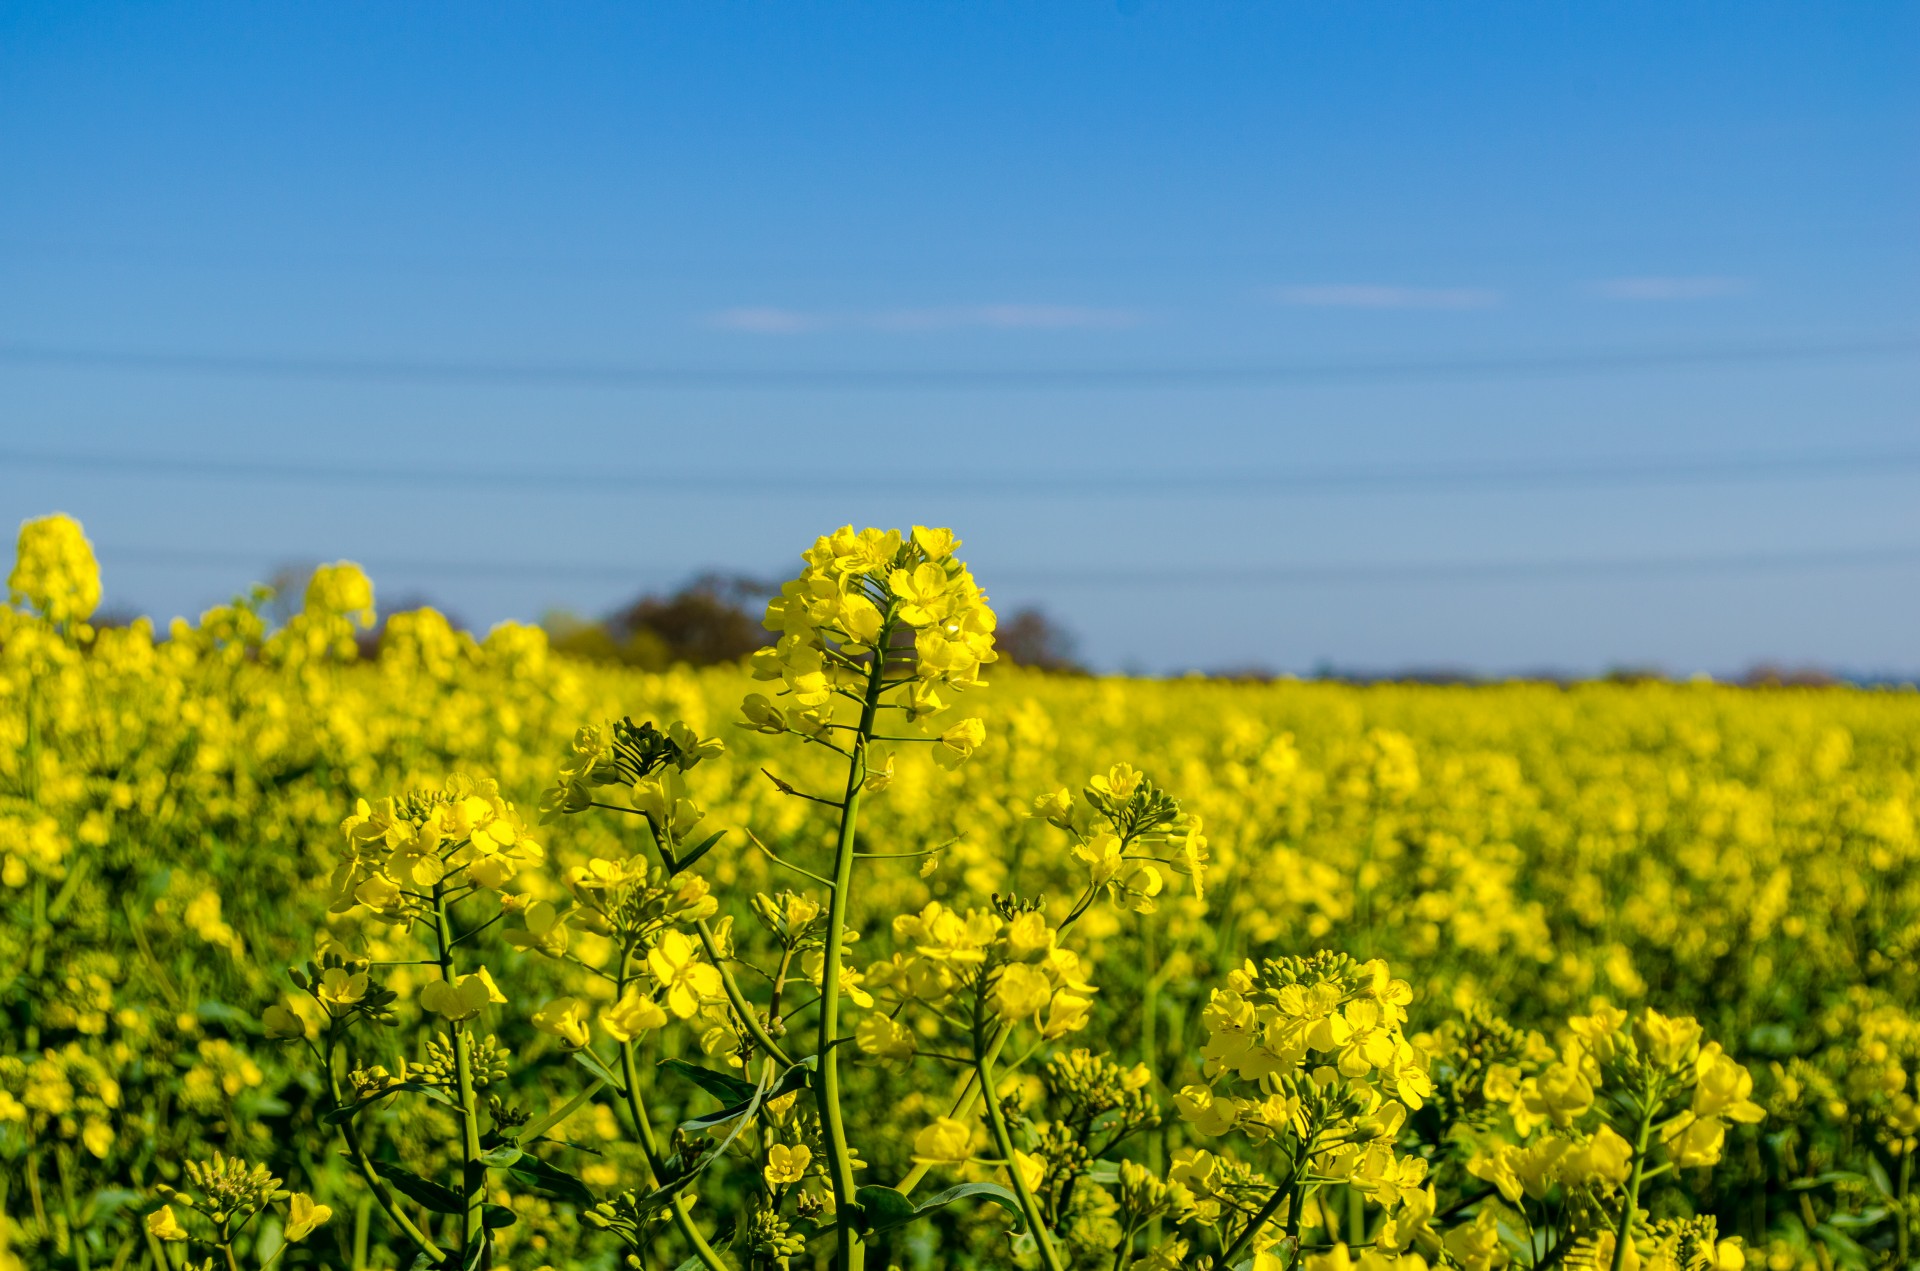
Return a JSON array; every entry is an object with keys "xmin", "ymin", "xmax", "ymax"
[
  {"xmin": 514, "ymin": 1077, "xmax": 605, "ymax": 1145},
  {"xmin": 853, "ymin": 1180, "xmax": 1028, "ymax": 1236},
  {"xmin": 659, "ymin": 1057, "xmax": 759, "ymax": 1105},
  {"xmin": 571, "ymin": 1049, "xmax": 628, "ymax": 1096},
  {"xmin": 506, "ymin": 1155, "xmax": 597, "ymax": 1208},
  {"xmin": 914, "ymin": 1182, "xmax": 1029, "ymax": 1234},
  {"xmin": 678, "ymin": 1062, "xmax": 810, "ymax": 1133},
  {"xmin": 674, "ymin": 829, "xmax": 727, "ymax": 873},
  {"xmin": 374, "ymin": 1161, "xmax": 463, "ymax": 1215}
]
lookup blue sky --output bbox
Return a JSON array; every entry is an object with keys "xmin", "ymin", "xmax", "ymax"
[{"xmin": 2, "ymin": 1, "xmax": 1916, "ymax": 674}]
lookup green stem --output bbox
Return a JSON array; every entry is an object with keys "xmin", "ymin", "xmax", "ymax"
[
  {"xmin": 326, "ymin": 1053, "xmax": 447, "ymax": 1262},
  {"xmin": 433, "ymin": 885, "xmax": 486, "ymax": 1263},
  {"xmin": 975, "ymin": 1029, "xmax": 1066, "ymax": 1271},
  {"xmin": 1222, "ymin": 1138, "xmax": 1312, "ymax": 1270},
  {"xmin": 617, "ymin": 1036, "xmax": 731, "ymax": 1271},
  {"xmin": 813, "ymin": 639, "xmax": 891, "ymax": 1269},
  {"xmin": 1897, "ymin": 1150, "xmax": 1911, "ymax": 1267},
  {"xmin": 1141, "ymin": 914, "xmax": 1164, "ymax": 1249},
  {"xmin": 693, "ymin": 917, "xmax": 794, "ymax": 1067},
  {"xmin": 898, "ymin": 1017, "xmax": 1022, "ymax": 1196},
  {"xmin": 1222, "ymin": 1177, "xmax": 1295, "ymax": 1267},
  {"xmin": 352, "ymin": 1195, "xmax": 371, "ymax": 1271},
  {"xmin": 1609, "ymin": 1097, "xmax": 1659, "ymax": 1271}
]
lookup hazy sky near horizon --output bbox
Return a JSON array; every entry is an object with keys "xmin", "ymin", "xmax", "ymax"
[{"xmin": 2, "ymin": 2, "xmax": 1916, "ymax": 674}]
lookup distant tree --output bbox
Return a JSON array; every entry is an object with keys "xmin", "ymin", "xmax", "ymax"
[
  {"xmin": 995, "ymin": 606, "xmax": 1086, "ymax": 674},
  {"xmin": 550, "ymin": 573, "xmax": 774, "ymax": 670},
  {"xmin": 1740, "ymin": 662, "xmax": 1840, "ymax": 688}
]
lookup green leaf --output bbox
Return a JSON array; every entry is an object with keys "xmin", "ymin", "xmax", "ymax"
[
  {"xmin": 374, "ymin": 1161, "xmax": 464, "ymax": 1215},
  {"xmin": 513, "ymin": 1077, "xmax": 606, "ymax": 1145},
  {"xmin": 506, "ymin": 1155, "xmax": 597, "ymax": 1208},
  {"xmin": 673, "ymin": 829, "xmax": 728, "ymax": 874},
  {"xmin": 853, "ymin": 1181, "xmax": 1027, "ymax": 1236},
  {"xmin": 659, "ymin": 1057, "xmax": 759, "ymax": 1105},
  {"xmin": 678, "ymin": 1063, "xmax": 811, "ymax": 1133},
  {"xmin": 571, "ymin": 1049, "xmax": 628, "ymax": 1096},
  {"xmin": 482, "ymin": 1203, "xmax": 517, "ymax": 1229},
  {"xmin": 479, "ymin": 1145, "xmax": 523, "ymax": 1169},
  {"xmin": 853, "ymin": 1186, "xmax": 919, "ymax": 1234},
  {"xmin": 1788, "ymin": 1171, "xmax": 1871, "ymax": 1191},
  {"xmin": 914, "ymin": 1182, "xmax": 1029, "ymax": 1234}
]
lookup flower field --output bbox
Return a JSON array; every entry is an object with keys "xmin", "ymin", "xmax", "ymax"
[{"xmin": 2, "ymin": 514, "xmax": 1916, "ymax": 1271}]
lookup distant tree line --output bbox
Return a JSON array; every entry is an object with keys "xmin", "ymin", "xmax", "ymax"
[{"xmin": 546, "ymin": 573, "xmax": 1088, "ymax": 674}]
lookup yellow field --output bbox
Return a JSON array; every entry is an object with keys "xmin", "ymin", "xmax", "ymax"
[{"xmin": 3, "ymin": 516, "xmax": 1915, "ymax": 1270}]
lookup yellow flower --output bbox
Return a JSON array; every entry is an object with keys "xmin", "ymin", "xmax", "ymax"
[
  {"xmin": 1040, "ymin": 989, "xmax": 1095, "ymax": 1039},
  {"xmin": 9, "ymin": 513, "xmax": 100, "ymax": 625},
  {"xmin": 933, "ymin": 718, "xmax": 986, "ymax": 770},
  {"xmin": 532, "ymin": 997, "xmax": 591, "ymax": 1048},
  {"xmin": 1562, "ymin": 1123, "xmax": 1634, "ymax": 1190},
  {"xmin": 316, "ymin": 968, "xmax": 368, "ymax": 1010},
  {"xmin": 764, "ymin": 1143, "xmax": 812, "ymax": 1185},
  {"xmin": 304, "ymin": 561, "xmax": 375, "ymax": 627},
  {"xmin": 262, "ymin": 1002, "xmax": 307, "ymax": 1040},
  {"xmin": 890, "ymin": 562, "xmax": 953, "ymax": 627},
  {"xmin": 505, "ymin": 900, "xmax": 571, "ymax": 957},
  {"xmin": 1013, "ymin": 1150, "xmax": 1046, "ymax": 1194},
  {"xmin": 911, "ymin": 1117, "xmax": 974, "ymax": 1165},
  {"xmin": 1691, "ymin": 1046, "xmax": 1765, "ymax": 1124},
  {"xmin": 1520, "ymin": 1063, "xmax": 1593, "ymax": 1128},
  {"xmin": 419, "ymin": 968, "xmax": 506, "ymax": 1021},
  {"xmin": 647, "ymin": 930, "xmax": 724, "ymax": 1019},
  {"xmin": 1666, "ymin": 1115, "xmax": 1727, "ymax": 1168},
  {"xmin": 1175, "ymin": 1084, "xmax": 1240, "ymax": 1137},
  {"xmin": 601, "ymin": 987, "xmax": 669, "ymax": 1042},
  {"xmin": 1634, "ymin": 1008, "xmax": 1703, "ymax": 1069},
  {"xmin": 855, "ymin": 1014, "xmax": 917, "ymax": 1063},
  {"xmin": 284, "ymin": 1193, "xmax": 332, "ymax": 1242},
  {"xmin": 990, "ymin": 964, "xmax": 1054, "ymax": 1023},
  {"xmin": 146, "ymin": 1205, "xmax": 188, "ymax": 1242}
]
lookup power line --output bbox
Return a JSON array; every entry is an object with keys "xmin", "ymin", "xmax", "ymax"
[
  {"xmin": 1, "ymin": 335, "xmax": 1915, "ymax": 391},
  {"xmin": 94, "ymin": 543, "xmax": 1920, "ymax": 588},
  {"xmin": 6, "ymin": 444, "xmax": 1920, "ymax": 498}
]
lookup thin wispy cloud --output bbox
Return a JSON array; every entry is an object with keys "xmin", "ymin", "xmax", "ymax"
[
  {"xmin": 1588, "ymin": 276, "xmax": 1750, "ymax": 301},
  {"xmin": 1272, "ymin": 284, "xmax": 1502, "ymax": 311},
  {"xmin": 705, "ymin": 304, "xmax": 1145, "ymax": 334}
]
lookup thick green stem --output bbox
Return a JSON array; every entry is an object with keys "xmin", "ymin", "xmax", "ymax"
[
  {"xmin": 812, "ymin": 641, "xmax": 890, "ymax": 1269},
  {"xmin": 325, "ymin": 1063, "xmax": 447, "ymax": 1263},
  {"xmin": 433, "ymin": 886, "xmax": 486, "ymax": 1262},
  {"xmin": 975, "ymin": 1034, "xmax": 1066, "ymax": 1271},
  {"xmin": 1222, "ymin": 1176, "xmax": 1295, "ymax": 1267},
  {"xmin": 1609, "ymin": 1099, "xmax": 1659, "ymax": 1271},
  {"xmin": 1222, "ymin": 1138, "xmax": 1313, "ymax": 1270},
  {"xmin": 617, "ymin": 1037, "xmax": 731, "ymax": 1271}
]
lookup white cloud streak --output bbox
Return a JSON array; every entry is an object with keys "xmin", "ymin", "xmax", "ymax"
[
  {"xmin": 1271, "ymin": 284, "xmax": 1503, "ymax": 311},
  {"xmin": 705, "ymin": 304, "xmax": 1145, "ymax": 334},
  {"xmin": 1588, "ymin": 276, "xmax": 1750, "ymax": 301}
]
